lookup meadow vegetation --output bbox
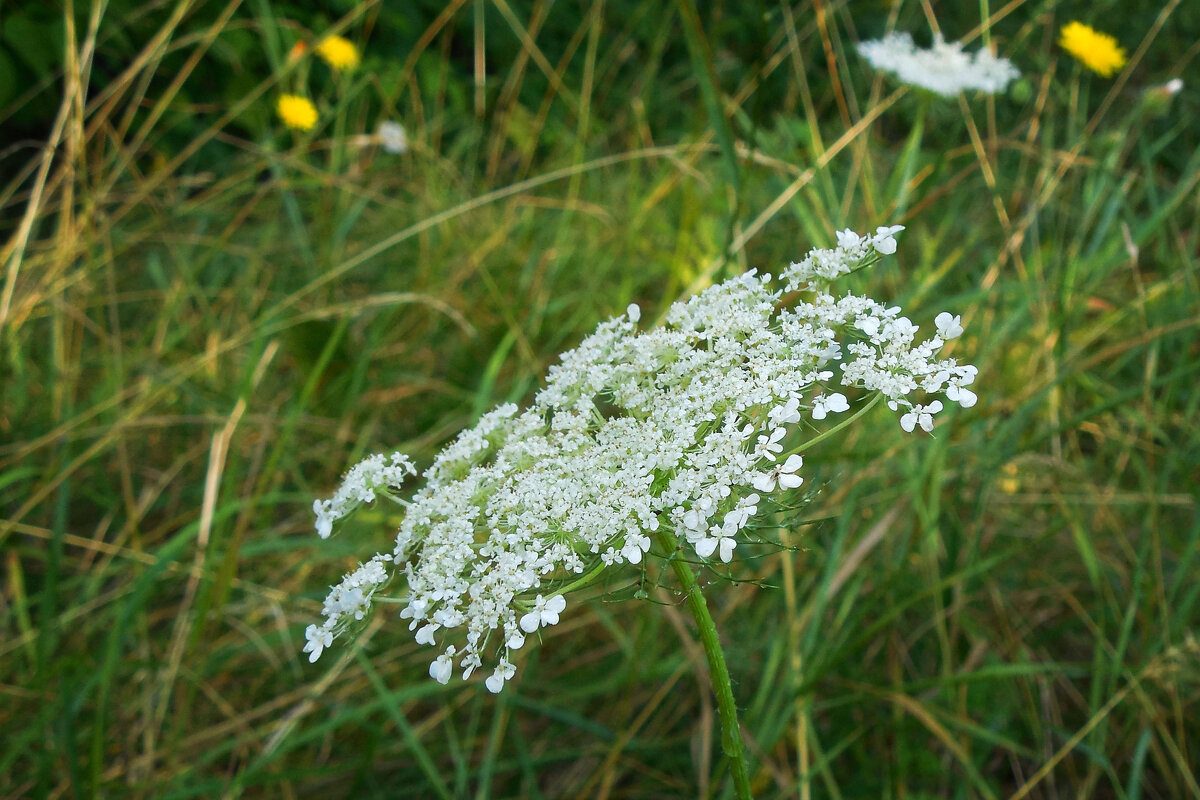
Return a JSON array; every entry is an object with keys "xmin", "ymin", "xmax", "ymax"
[{"xmin": 1, "ymin": 0, "xmax": 1198, "ymax": 797}]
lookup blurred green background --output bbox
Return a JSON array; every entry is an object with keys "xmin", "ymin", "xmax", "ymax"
[{"xmin": 1, "ymin": 0, "xmax": 1198, "ymax": 797}]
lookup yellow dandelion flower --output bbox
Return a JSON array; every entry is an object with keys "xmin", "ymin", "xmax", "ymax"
[
  {"xmin": 277, "ymin": 94, "xmax": 318, "ymax": 131},
  {"xmin": 1059, "ymin": 22, "xmax": 1127, "ymax": 77},
  {"xmin": 315, "ymin": 35, "xmax": 360, "ymax": 71}
]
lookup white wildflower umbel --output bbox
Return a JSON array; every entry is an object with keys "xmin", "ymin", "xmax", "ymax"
[
  {"xmin": 857, "ymin": 32, "xmax": 1019, "ymax": 96},
  {"xmin": 377, "ymin": 120, "xmax": 408, "ymax": 154},
  {"xmin": 302, "ymin": 224, "xmax": 978, "ymax": 694}
]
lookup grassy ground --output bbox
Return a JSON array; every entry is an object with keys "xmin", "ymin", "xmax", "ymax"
[{"xmin": 1, "ymin": 0, "xmax": 1198, "ymax": 797}]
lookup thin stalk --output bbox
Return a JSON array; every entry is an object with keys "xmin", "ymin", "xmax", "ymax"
[
  {"xmin": 791, "ymin": 393, "xmax": 881, "ymax": 455},
  {"xmin": 653, "ymin": 528, "xmax": 753, "ymax": 800},
  {"xmin": 554, "ymin": 560, "xmax": 608, "ymax": 595}
]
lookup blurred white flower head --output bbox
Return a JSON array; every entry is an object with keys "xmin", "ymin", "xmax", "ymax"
[
  {"xmin": 301, "ymin": 225, "xmax": 981, "ymax": 693},
  {"xmin": 857, "ymin": 32, "xmax": 1019, "ymax": 97},
  {"xmin": 377, "ymin": 120, "xmax": 408, "ymax": 154}
]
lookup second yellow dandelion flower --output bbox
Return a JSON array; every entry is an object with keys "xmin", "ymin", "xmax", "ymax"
[
  {"xmin": 1059, "ymin": 22, "xmax": 1127, "ymax": 77},
  {"xmin": 277, "ymin": 94, "xmax": 318, "ymax": 131},
  {"xmin": 315, "ymin": 35, "xmax": 360, "ymax": 71}
]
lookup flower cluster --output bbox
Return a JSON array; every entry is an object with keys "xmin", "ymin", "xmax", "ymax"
[
  {"xmin": 857, "ymin": 32, "xmax": 1019, "ymax": 96},
  {"xmin": 311, "ymin": 452, "xmax": 416, "ymax": 539},
  {"xmin": 302, "ymin": 226, "xmax": 977, "ymax": 693}
]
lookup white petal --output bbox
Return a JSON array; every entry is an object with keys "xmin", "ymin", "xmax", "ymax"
[
  {"xmin": 415, "ymin": 624, "xmax": 438, "ymax": 646},
  {"xmin": 519, "ymin": 611, "xmax": 541, "ymax": 633},
  {"xmin": 782, "ymin": 454, "xmax": 804, "ymax": 473},
  {"xmin": 430, "ymin": 658, "xmax": 452, "ymax": 684},
  {"xmin": 779, "ymin": 473, "xmax": 804, "ymax": 489},
  {"xmin": 694, "ymin": 538, "xmax": 718, "ymax": 559},
  {"xmin": 751, "ymin": 474, "xmax": 776, "ymax": 492},
  {"xmin": 900, "ymin": 413, "xmax": 917, "ymax": 433},
  {"xmin": 485, "ymin": 673, "xmax": 506, "ymax": 693},
  {"xmin": 719, "ymin": 537, "xmax": 736, "ymax": 563}
]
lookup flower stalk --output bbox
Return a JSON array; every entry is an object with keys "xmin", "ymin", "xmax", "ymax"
[
  {"xmin": 793, "ymin": 393, "xmax": 881, "ymax": 455},
  {"xmin": 654, "ymin": 528, "xmax": 754, "ymax": 800}
]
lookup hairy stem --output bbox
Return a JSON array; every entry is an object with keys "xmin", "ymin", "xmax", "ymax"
[{"xmin": 653, "ymin": 529, "xmax": 753, "ymax": 799}]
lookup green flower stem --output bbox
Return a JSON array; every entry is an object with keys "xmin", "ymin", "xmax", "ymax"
[
  {"xmin": 555, "ymin": 560, "xmax": 609, "ymax": 596},
  {"xmin": 653, "ymin": 528, "xmax": 754, "ymax": 800},
  {"xmin": 789, "ymin": 393, "xmax": 881, "ymax": 456}
]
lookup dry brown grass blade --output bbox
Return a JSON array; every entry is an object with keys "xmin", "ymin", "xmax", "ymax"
[
  {"xmin": 581, "ymin": 659, "xmax": 691, "ymax": 800},
  {"xmin": 0, "ymin": 0, "xmax": 102, "ymax": 328},
  {"xmin": 259, "ymin": 616, "xmax": 386, "ymax": 762},
  {"xmin": 1007, "ymin": 643, "xmax": 1200, "ymax": 799},
  {"xmin": 147, "ymin": 341, "xmax": 278, "ymax": 769},
  {"xmin": 847, "ymin": 680, "xmax": 999, "ymax": 800},
  {"xmin": 686, "ymin": 86, "xmax": 907, "ymax": 294},
  {"xmin": 490, "ymin": 0, "xmax": 580, "ymax": 114}
]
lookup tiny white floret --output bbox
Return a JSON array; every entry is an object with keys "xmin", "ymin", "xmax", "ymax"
[
  {"xmin": 752, "ymin": 454, "xmax": 804, "ymax": 492},
  {"xmin": 430, "ymin": 649, "xmax": 456, "ymax": 684},
  {"xmin": 519, "ymin": 594, "xmax": 567, "ymax": 633},
  {"xmin": 303, "ymin": 624, "xmax": 332, "ymax": 663},
  {"xmin": 935, "ymin": 312, "xmax": 964, "ymax": 339},
  {"xmin": 900, "ymin": 400, "xmax": 944, "ymax": 433},
  {"xmin": 811, "ymin": 392, "xmax": 850, "ymax": 420},
  {"xmin": 485, "ymin": 659, "xmax": 516, "ymax": 693}
]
